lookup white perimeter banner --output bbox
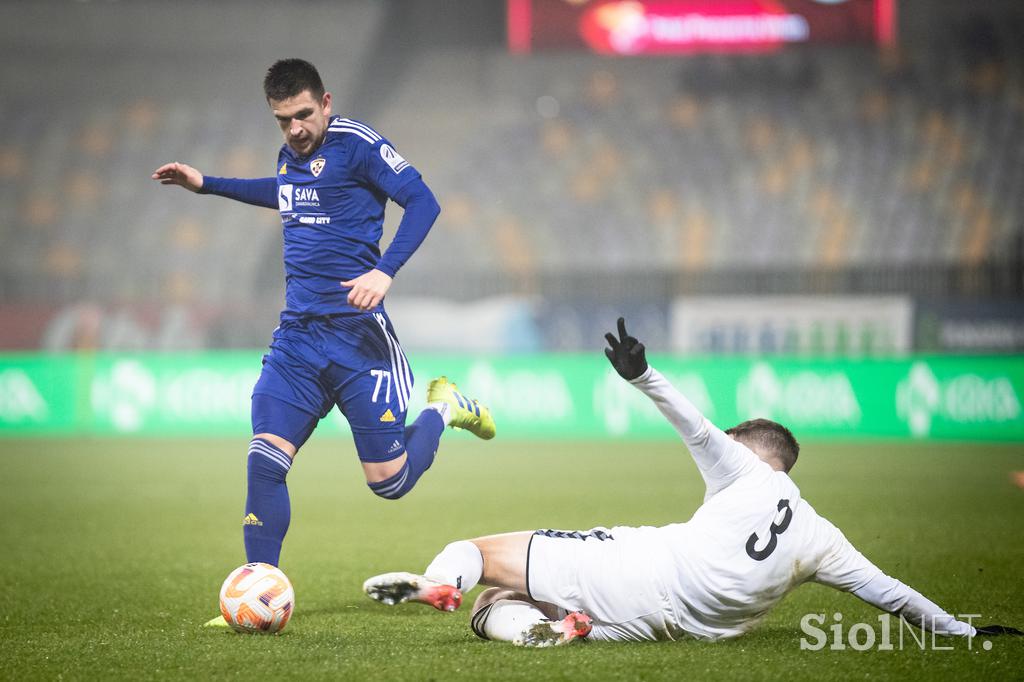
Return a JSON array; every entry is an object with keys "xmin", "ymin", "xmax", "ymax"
[{"xmin": 670, "ymin": 296, "xmax": 914, "ymax": 355}]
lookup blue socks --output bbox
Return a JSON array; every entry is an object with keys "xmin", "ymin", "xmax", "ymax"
[
  {"xmin": 243, "ymin": 438, "xmax": 292, "ymax": 566},
  {"xmin": 242, "ymin": 411, "xmax": 443, "ymax": 564},
  {"xmin": 368, "ymin": 409, "xmax": 445, "ymax": 500}
]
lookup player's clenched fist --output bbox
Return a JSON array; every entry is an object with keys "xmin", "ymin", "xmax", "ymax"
[
  {"xmin": 151, "ymin": 162, "xmax": 204, "ymax": 192},
  {"xmin": 342, "ymin": 268, "xmax": 393, "ymax": 312},
  {"xmin": 604, "ymin": 317, "xmax": 648, "ymax": 381}
]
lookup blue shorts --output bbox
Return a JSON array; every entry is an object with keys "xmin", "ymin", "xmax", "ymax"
[{"xmin": 251, "ymin": 311, "xmax": 413, "ymax": 462}]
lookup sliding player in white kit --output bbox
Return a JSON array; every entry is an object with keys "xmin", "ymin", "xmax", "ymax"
[{"xmin": 364, "ymin": 319, "xmax": 1021, "ymax": 646}]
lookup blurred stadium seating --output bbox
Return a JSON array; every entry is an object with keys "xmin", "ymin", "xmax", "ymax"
[
  {"xmin": 0, "ymin": 0, "xmax": 1020, "ymax": 351},
  {"xmin": 387, "ymin": 46, "xmax": 1024, "ymax": 285}
]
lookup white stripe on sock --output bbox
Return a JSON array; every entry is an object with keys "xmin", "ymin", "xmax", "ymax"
[
  {"xmin": 372, "ymin": 467, "xmax": 409, "ymax": 497},
  {"xmin": 249, "ymin": 439, "xmax": 292, "ymax": 471}
]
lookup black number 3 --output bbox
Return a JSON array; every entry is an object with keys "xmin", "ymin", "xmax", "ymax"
[{"xmin": 745, "ymin": 499, "xmax": 793, "ymax": 561}]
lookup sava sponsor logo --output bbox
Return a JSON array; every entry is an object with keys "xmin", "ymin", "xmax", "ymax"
[
  {"xmin": 737, "ymin": 362, "xmax": 861, "ymax": 426},
  {"xmin": 0, "ymin": 369, "xmax": 49, "ymax": 422},
  {"xmin": 277, "ymin": 184, "xmax": 320, "ymax": 212},
  {"xmin": 91, "ymin": 360, "xmax": 156, "ymax": 432},
  {"xmin": 294, "ymin": 187, "xmax": 320, "ymax": 205},
  {"xmin": 91, "ymin": 360, "xmax": 253, "ymax": 432},
  {"xmin": 278, "ymin": 184, "xmax": 293, "ymax": 211},
  {"xmin": 896, "ymin": 362, "xmax": 1021, "ymax": 437}
]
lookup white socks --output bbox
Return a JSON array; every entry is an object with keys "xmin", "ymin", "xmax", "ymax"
[
  {"xmin": 471, "ymin": 599, "xmax": 548, "ymax": 642},
  {"xmin": 423, "ymin": 540, "xmax": 482, "ymax": 592},
  {"xmin": 423, "ymin": 540, "xmax": 556, "ymax": 644},
  {"xmin": 426, "ymin": 401, "xmax": 452, "ymax": 426}
]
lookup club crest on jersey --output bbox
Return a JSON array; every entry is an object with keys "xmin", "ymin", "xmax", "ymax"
[
  {"xmin": 310, "ymin": 157, "xmax": 326, "ymax": 177},
  {"xmin": 379, "ymin": 144, "xmax": 410, "ymax": 174}
]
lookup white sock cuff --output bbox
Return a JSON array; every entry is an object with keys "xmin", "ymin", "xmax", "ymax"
[
  {"xmin": 249, "ymin": 438, "xmax": 292, "ymax": 472},
  {"xmin": 424, "ymin": 540, "xmax": 482, "ymax": 592},
  {"xmin": 426, "ymin": 401, "xmax": 452, "ymax": 426}
]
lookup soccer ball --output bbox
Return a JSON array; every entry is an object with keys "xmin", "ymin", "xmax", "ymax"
[{"xmin": 218, "ymin": 562, "xmax": 294, "ymax": 634}]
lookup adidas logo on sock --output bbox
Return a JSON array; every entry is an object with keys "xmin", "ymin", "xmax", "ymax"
[
  {"xmin": 387, "ymin": 440, "xmax": 402, "ymax": 454},
  {"xmin": 243, "ymin": 513, "xmax": 263, "ymax": 526}
]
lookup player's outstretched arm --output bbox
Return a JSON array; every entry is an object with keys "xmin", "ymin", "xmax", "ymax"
[
  {"xmin": 849, "ymin": 571, "xmax": 1021, "ymax": 638},
  {"xmin": 853, "ymin": 573, "xmax": 977, "ymax": 636},
  {"xmin": 152, "ymin": 162, "xmax": 277, "ymax": 209},
  {"xmin": 604, "ymin": 318, "xmax": 759, "ymax": 490},
  {"xmin": 809, "ymin": 517, "xmax": 1018, "ymax": 638}
]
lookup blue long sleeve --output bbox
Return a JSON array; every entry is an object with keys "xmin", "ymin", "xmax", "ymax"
[
  {"xmin": 376, "ymin": 177, "xmax": 440, "ymax": 277},
  {"xmin": 199, "ymin": 176, "xmax": 278, "ymax": 209}
]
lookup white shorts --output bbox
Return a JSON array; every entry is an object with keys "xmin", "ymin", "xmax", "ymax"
[{"xmin": 526, "ymin": 527, "xmax": 680, "ymax": 642}]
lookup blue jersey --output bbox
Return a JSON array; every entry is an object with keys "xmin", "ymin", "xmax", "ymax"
[
  {"xmin": 199, "ymin": 116, "xmax": 439, "ymax": 320},
  {"xmin": 275, "ymin": 116, "xmax": 420, "ymax": 318}
]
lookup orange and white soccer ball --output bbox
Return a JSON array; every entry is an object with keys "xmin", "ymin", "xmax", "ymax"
[{"xmin": 219, "ymin": 562, "xmax": 295, "ymax": 634}]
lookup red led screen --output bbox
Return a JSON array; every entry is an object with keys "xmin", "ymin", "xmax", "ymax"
[{"xmin": 508, "ymin": 0, "xmax": 895, "ymax": 54}]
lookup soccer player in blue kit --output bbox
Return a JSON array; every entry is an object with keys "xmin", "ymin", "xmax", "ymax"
[{"xmin": 152, "ymin": 59, "xmax": 494, "ymax": 598}]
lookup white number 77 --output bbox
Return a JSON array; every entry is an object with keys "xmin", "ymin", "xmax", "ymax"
[{"xmin": 370, "ymin": 369, "xmax": 392, "ymax": 403}]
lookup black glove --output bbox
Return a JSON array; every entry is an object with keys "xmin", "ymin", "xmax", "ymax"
[
  {"xmin": 974, "ymin": 624, "xmax": 1023, "ymax": 636},
  {"xmin": 604, "ymin": 317, "xmax": 648, "ymax": 381}
]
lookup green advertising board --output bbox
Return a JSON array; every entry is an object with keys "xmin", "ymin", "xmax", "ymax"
[{"xmin": 0, "ymin": 353, "xmax": 1021, "ymax": 441}]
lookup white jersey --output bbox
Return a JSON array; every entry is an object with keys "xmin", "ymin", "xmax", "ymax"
[{"xmin": 602, "ymin": 367, "xmax": 974, "ymax": 641}]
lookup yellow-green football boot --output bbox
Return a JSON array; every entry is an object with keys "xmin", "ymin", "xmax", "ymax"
[{"xmin": 426, "ymin": 376, "xmax": 495, "ymax": 440}]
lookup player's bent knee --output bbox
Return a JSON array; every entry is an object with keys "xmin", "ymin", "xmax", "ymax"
[
  {"xmin": 362, "ymin": 454, "xmax": 407, "ymax": 482},
  {"xmin": 252, "ymin": 432, "xmax": 297, "ymax": 458},
  {"xmin": 366, "ymin": 459, "xmax": 413, "ymax": 500},
  {"xmin": 470, "ymin": 597, "xmax": 554, "ymax": 642},
  {"xmin": 473, "ymin": 588, "xmax": 526, "ymax": 613}
]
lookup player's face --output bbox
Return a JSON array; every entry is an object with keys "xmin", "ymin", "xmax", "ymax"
[{"xmin": 269, "ymin": 90, "xmax": 332, "ymax": 157}]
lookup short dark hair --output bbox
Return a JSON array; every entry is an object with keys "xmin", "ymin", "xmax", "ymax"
[
  {"xmin": 725, "ymin": 418, "xmax": 800, "ymax": 472},
  {"xmin": 263, "ymin": 59, "xmax": 325, "ymax": 102}
]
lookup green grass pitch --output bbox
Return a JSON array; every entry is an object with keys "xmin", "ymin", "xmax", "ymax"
[{"xmin": 3, "ymin": 436, "xmax": 1022, "ymax": 680}]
